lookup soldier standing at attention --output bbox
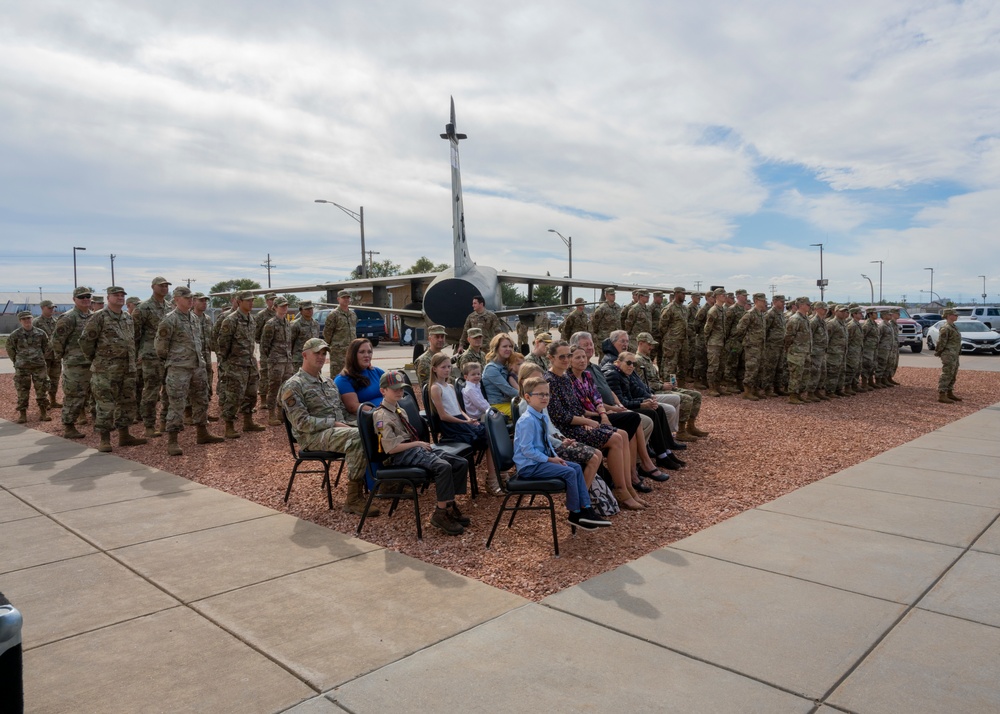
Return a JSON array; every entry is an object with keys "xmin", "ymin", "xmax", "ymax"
[
  {"xmin": 623, "ymin": 289, "xmax": 652, "ymax": 351},
  {"xmin": 861, "ymin": 307, "xmax": 880, "ymax": 389},
  {"xmin": 732, "ymin": 292, "xmax": 768, "ymax": 400},
  {"xmin": 691, "ymin": 291, "xmax": 713, "ymax": 389},
  {"xmin": 784, "ymin": 297, "xmax": 813, "ymax": 404},
  {"xmin": 10, "ymin": 310, "xmax": 51, "ymax": 424},
  {"xmin": 620, "ymin": 289, "xmax": 639, "ymax": 325},
  {"xmin": 535, "ymin": 311, "xmax": 551, "ymax": 334},
  {"xmin": 155, "ymin": 286, "xmax": 226, "ymax": 455},
  {"xmin": 90, "ymin": 294, "xmax": 105, "ymax": 313},
  {"xmin": 457, "ymin": 328, "xmax": 486, "ymax": 372},
  {"xmin": 289, "ymin": 300, "xmax": 321, "ymax": 371},
  {"xmin": 590, "ymin": 287, "xmax": 621, "ymax": 345},
  {"xmin": 886, "ymin": 308, "xmax": 902, "ymax": 385},
  {"xmin": 254, "ymin": 292, "xmax": 278, "ymax": 408},
  {"xmin": 51, "ymin": 287, "xmax": 93, "ymax": 438},
  {"xmin": 217, "ymin": 290, "xmax": 268, "ymax": 438},
  {"xmin": 845, "ymin": 305, "xmax": 864, "ymax": 394},
  {"xmin": 874, "ymin": 309, "xmax": 895, "ymax": 388},
  {"xmin": 213, "ymin": 294, "xmax": 239, "ymax": 397},
  {"xmin": 658, "ymin": 287, "xmax": 689, "ymax": 385},
  {"xmin": 703, "ymin": 288, "xmax": 728, "ymax": 396},
  {"xmin": 415, "ymin": 325, "xmax": 448, "ymax": 387},
  {"xmin": 686, "ymin": 291, "xmax": 701, "ymax": 380},
  {"xmin": 134, "ymin": 276, "xmax": 172, "ymax": 438},
  {"xmin": 191, "ymin": 293, "xmax": 218, "ymax": 421},
  {"xmin": 935, "ymin": 308, "xmax": 962, "ymax": 403},
  {"xmin": 560, "ymin": 297, "xmax": 590, "ymax": 340},
  {"xmin": 723, "ymin": 289, "xmax": 749, "ymax": 392},
  {"xmin": 459, "ymin": 294, "xmax": 504, "ymax": 349},
  {"xmin": 125, "ymin": 296, "xmax": 142, "ymax": 412},
  {"xmin": 649, "ymin": 291, "xmax": 665, "ymax": 363},
  {"xmin": 762, "ymin": 295, "xmax": 787, "ymax": 396},
  {"xmin": 78, "ymin": 287, "xmax": 147, "ymax": 452},
  {"xmin": 824, "ymin": 305, "xmax": 849, "ymax": 397},
  {"xmin": 323, "ymin": 290, "xmax": 357, "ymax": 377},
  {"xmin": 515, "ymin": 318, "xmax": 530, "ymax": 355},
  {"xmin": 33, "ymin": 300, "xmax": 62, "ymax": 408},
  {"xmin": 807, "ymin": 302, "xmax": 829, "ymax": 401},
  {"xmin": 260, "ymin": 297, "xmax": 295, "ymax": 425}
]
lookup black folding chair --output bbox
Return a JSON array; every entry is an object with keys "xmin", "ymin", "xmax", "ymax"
[
  {"xmin": 399, "ymin": 392, "xmax": 478, "ymax": 498},
  {"xmin": 355, "ymin": 403, "xmax": 431, "ymax": 540},
  {"xmin": 282, "ymin": 408, "xmax": 344, "ymax": 509},
  {"xmin": 483, "ymin": 408, "xmax": 573, "ymax": 556},
  {"xmin": 422, "ymin": 383, "xmax": 486, "ymax": 495}
]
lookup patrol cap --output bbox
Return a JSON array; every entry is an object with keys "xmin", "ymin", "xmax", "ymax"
[
  {"xmin": 73, "ymin": 287, "xmax": 93, "ymax": 298},
  {"xmin": 126, "ymin": 296, "xmax": 140, "ymax": 305},
  {"xmin": 274, "ymin": 296, "xmax": 289, "ymax": 307},
  {"xmin": 604, "ymin": 286, "xmax": 616, "ymax": 294},
  {"xmin": 752, "ymin": 292, "xmax": 767, "ymax": 301},
  {"xmin": 172, "ymin": 286, "xmax": 192, "ymax": 298},
  {"xmin": 812, "ymin": 301, "xmax": 827, "ymax": 309},
  {"xmin": 192, "ymin": 292, "xmax": 207, "ymax": 300},
  {"xmin": 637, "ymin": 331, "xmax": 657, "ymax": 345},
  {"xmin": 713, "ymin": 287, "xmax": 726, "ymax": 296},
  {"xmin": 796, "ymin": 296, "xmax": 811, "ymax": 305},
  {"xmin": 39, "ymin": 299, "xmax": 54, "ymax": 308},
  {"xmin": 535, "ymin": 331, "xmax": 552, "ymax": 343},
  {"xmin": 235, "ymin": 290, "xmax": 255, "ymax": 301},
  {"xmin": 17, "ymin": 310, "xmax": 32, "ymax": 319},
  {"xmin": 298, "ymin": 300, "xmax": 313, "ymax": 309},
  {"xmin": 91, "ymin": 294, "xmax": 104, "ymax": 304},
  {"xmin": 866, "ymin": 306, "xmax": 878, "ymax": 314},
  {"xmin": 836, "ymin": 304, "xmax": 849, "ymax": 312},
  {"xmin": 672, "ymin": 286, "xmax": 686, "ymax": 294},
  {"xmin": 379, "ymin": 370, "xmax": 407, "ymax": 390},
  {"xmin": 652, "ymin": 291, "xmax": 664, "ymax": 297},
  {"xmin": 942, "ymin": 308, "xmax": 957, "ymax": 316},
  {"xmin": 302, "ymin": 337, "xmax": 328, "ymax": 353},
  {"xmin": 772, "ymin": 295, "xmax": 786, "ymax": 302},
  {"xmin": 106, "ymin": 286, "xmax": 126, "ymax": 295},
  {"xmin": 636, "ymin": 289, "xmax": 649, "ymax": 297},
  {"xmin": 427, "ymin": 324, "xmax": 447, "ymax": 335},
  {"xmin": 467, "ymin": 327, "xmax": 484, "ymax": 339},
  {"xmin": 151, "ymin": 276, "xmax": 171, "ymax": 287},
  {"xmin": 735, "ymin": 289, "xmax": 748, "ymax": 296},
  {"xmin": 264, "ymin": 292, "xmax": 277, "ymax": 300},
  {"xmin": 848, "ymin": 303, "xmax": 861, "ymax": 313},
  {"xmin": 337, "ymin": 290, "xmax": 351, "ymax": 298},
  {"xmin": 574, "ymin": 297, "xmax": 586, "ymax": 304}
]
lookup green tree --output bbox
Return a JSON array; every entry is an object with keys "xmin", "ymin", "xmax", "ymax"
[
  {"xmin": 209, "ymin": 278, "xmax": 262, "ymax": 308},
  {"xmin": 350, "ymin": 259, "xmax": 400, "ymax": 279},
  {"xmin": 404, "ymin": 256, "xmax": 449, "ymax": 274},
  {"xmin": 281, "ymin": 294, "xmax": 300, "ymax": 308},
  {"xmin": 501, "ymin": 283, "xmax": 525, "ymax": 307},
  {"xmin": 534, "ymin": 285, "xmax": 562, "ymax": 306}
]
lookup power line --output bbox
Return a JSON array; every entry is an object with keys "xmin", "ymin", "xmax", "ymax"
[
  {"xmin": 261, "ymin": 254, "xmax": 277, "ymax": 288},
  {"xmin": 184, "ymin": 278, "xmax": 197, "ymax": 289}
]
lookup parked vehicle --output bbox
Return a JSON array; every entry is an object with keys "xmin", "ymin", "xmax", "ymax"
[
  {"xmin": 314, "ymin": 308, "xmax": 388, "ymax": 346},
  {"xmin": 926, "ymin": 319, "xmax": 1000, "ymax": 354},
  {"xmin": 861, "ymin": 306, "xmax": 923, "ymax": 353},
  {"xmin": 911, "ymin": 313, "xmax": 943, "ymax": 335},
  {"xmin": 953, "ymin": 306, "xmax": 1000, "ymax": 329},
  {"xmin": 547, "ymin": 311, "xmax": 564, "ymax": 328}
]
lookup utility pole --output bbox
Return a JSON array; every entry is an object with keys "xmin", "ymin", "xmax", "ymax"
[
  {"xmin": 184, "ymin": 278, "xmax": 196, "ymax": 289},
  {"xmin": 769, "ymin": 284, "xmax": 777, "ymax": 299},
  {"xmin": 693, "ymin": 280, "xmax": 702, "ymax": 292},
  {"xmin": 110, "ymin": 254, "xmax": 117, "ymax": 286},
  {"xmin": 365, "ymin": 250, "xmax": 381, "ymax": 274},
  {"xmin": 810, "ymin": 243, "xmax": 825, "ymax": 301},
  {"xmin": 261, "ymin": 254, "xmax": 276, "ymax": 288},
  {"xmin": 870, "ymin": 260, "xmax": 883, "ymax": 303}
]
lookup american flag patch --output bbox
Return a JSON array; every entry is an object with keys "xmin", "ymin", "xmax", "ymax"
[{"xmin": 376, "ymin": 420, "xmax": 383, "ymax": 429}]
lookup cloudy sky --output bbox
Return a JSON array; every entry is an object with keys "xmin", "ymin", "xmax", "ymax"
[{"xmin": 3, "ymin": 0, "xmax": 999, "ymax": 306}]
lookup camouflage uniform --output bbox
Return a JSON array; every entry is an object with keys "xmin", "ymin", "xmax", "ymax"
[
  {"xmin": 875, "ymin": 316, "xmax": 894, "ymax": 381},
  {"xmin": 457, "ymin": 347, "xmax": 486, "ymax": 373},
  {"xmin": 589, "ymin": 296, "xmax": 621, "ymax": 344},
  {"xmin": 691, "ymin": 299, "xmax": 711, "ymax": 385},
  {"xmin": 33, "ymin": 311, "xmax": 61, "ymax": 404},
  {"xmin": 845, "ymin": 313, "xmax": 864, "ymax": 391},
  {"xmin": 658, "ymin": 300, "xmax": 689, "ymax": 382},
  {"xmin": 560, "ymin": 307, "xmax": 590, "ymax": 341},
  {"xmin": 289, "ymin": 315, "xmax": 321, "ymax": 370},
  {"xmin": 935, "ymin": 319, "xmax": 961, "ymax": 393},
  {"xmin": 723, "ymin": 297, "xmax": 748, "ymax": 388},
  {"xmin": 460, "ymin": 309, "xmax": 505, "ymax": 348},
  {"xmin": 515, "ymin": 320, "xmax": 529, "ymax": 353},
  {"xmin": 633, "ymin": 352, "xmax": 700, "ymax": 422},
  {"xmin": 783, "ymin": 308, "xmax": 813, "ymax": 395},
  {"xmin": 824, "ymin": 313, "xmax": 848, "ymax": 394},
  {"xmin": 217, "ymin": 308, "xmax": 260, "ymax": 421},
  {"xmin": 260, "ymin": 313, "xmax": 295, "ymax": 410},
  {"xmin": 524, "ymin": 352, "xmax": 550, "ymax": 372},
  {"xmin": 254, "ymin": 304, "xmax": 277, "ymax": 405},
  {"xmin": 623, "ymin": 299, "xmax": 652, "ymax": 352},
  {"xmin": 888, "ymin": 317, "xmax": 901, "ymax": 378},
  {"xmin": 703, "ymin": 295, "xmax": 728, "ymax": 389},
  {"xmin": 323, "ymin": 306, "xmax": 356, "ymax": 377},
  {"xmin": 762, "ymin": 301, "xmax": 787, "ymax": 394},
  {"xmin": 51, "ymin": 306, "xmax": 92, "ymax": 426},
  {"xmin": 535, "ymin": 313, "xmax": 551, "ymax": 334},
  {"xmin": 414, "ymin": 348, "xmax": 441, "ymax": 388},
  {"xmin": 193, "ymin": 308, "xmax": 214, "ymax": 399},
  {"xmin": 280, "ymin": 369, "xmax": 367, "ymax": 482},
  {"xmin": 686, "ymin": 298, "xmax": 701, "ymax": 379},
  {"xmin": 155, "ymin": 307, "xmax": 210, "ymax": 432},
  {"xmin": 134, "ymin": 296, "xmax": 170, "ymax": 429},
  {"xmin": 649, "ymin": 295, "xmax": 665, "ymax": 363},
  {"xmin": 861, "ymin": 313, "xmax": 880, "ymax": 384},
  {"xmin": 79, "ymin": 307, "xmax": 137, "ymax": 431},
  {"xmin": 733, "ymin": 304, "xmax": 767, "ymax": 392},
  {"xmin": 9, "ymin": 321, "xmax": 50, "ymax": 412},
  {"xmin": 213, "ymin": 306, "xmax": 234, "ymax": 394},
  {"xmin": 808, "ymin": 308, "xmax": 829, "ymax": 393}
]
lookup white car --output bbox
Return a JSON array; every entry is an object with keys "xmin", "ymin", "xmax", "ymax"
[{"xmin": 926, "ymin": 319, "xmax": 1000, "ymax": 354}]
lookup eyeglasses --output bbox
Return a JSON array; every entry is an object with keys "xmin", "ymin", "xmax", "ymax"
[
  {"xmin": 622, "ymin": 360, "xmax": 634, "ymax": 366},
  {"xmin": 555, "ymin": 353, "xmax": 570, "ymax": 360},
  {"xmin": 77, "ymin": 295, "xmax": 92, "ymax": 300},
  {"xmin": 528, "ymin": 392, "xmax": 551, "ymax": 398}
]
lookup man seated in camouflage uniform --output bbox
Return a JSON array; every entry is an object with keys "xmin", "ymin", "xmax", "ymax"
[
  {"xmin": 634, "ymin": 332, "xmax": 708, "ymax": 441},
  {"xmin": 524, "ymin": 331, "xmax": 552, "ymax": 371},
  {"xmin": 456, "ymin": 327, "xmax": 486, "ymax": 373},
  {"xmin": 281, "ymin": 338, "xmax": 380, "ymax": 517},
  {"xmin": 9, "ymin": 310, "xmax": 50, "ymax": 424}
]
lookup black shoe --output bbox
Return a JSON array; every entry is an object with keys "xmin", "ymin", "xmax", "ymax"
[
  {"xmin": 639, "ymin": 465, "xmax": 670, "ymax": 482},
  {"xmin": 659, "ymin": 458, "xmax": 680, "ymax": 470},
  {"xmin": 568, "ymin": 511, "xmax": 598, "ymax": 530},
  {"xmin": 633, "ymin": 478, "xmax": 653, "ymax": 493},
  {"xmin": 666, "ymin": 453, "xmax": 686, "ymax": 468},
  {"xmin": 577, "ymin": 507, "xmax": 611, "ymax": 528},
  {"xmin": 668, "ymin": 440, "xmax": 687, "ymax": 450}
]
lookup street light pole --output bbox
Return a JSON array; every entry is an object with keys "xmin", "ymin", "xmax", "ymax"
[
  {"xmin": 979, "ymin": 275, "xmax": 987, "ymax": 305},
  {"xmin": 861, "ymin": 274, "xmax": 874, "ymax": 303},
  {"xmin": 110, "ymin": 254, "xmax": 116, "ymax": 285},
  {"xmin": 924, "ymin": 267, "xmax": 934, "ymax": 306},
  {"xmin": 547, "ymin": 229, "xmax": 573, "ymax": 279},
  {"xmin": 315, "ymin": 200, "xmax": 366, "ymax": 278},
  {"xmin": 72, "ymin": 246, "xmax": 86, "ymax": 288},
  {"xmin": 810, "ymin": 243, "xmax": 825, "ymax": 301},
  {"xmin": 869, "ymin": 260, "xmax": 883, "ymax": 303}
]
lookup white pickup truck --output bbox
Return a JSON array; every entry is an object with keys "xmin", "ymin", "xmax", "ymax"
[{"xmin": 953, "ymin": 306, "xmax": 1000, "ymax": 330}]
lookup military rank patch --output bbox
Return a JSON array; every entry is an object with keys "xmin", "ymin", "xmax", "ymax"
[{"xmin": 284, "ymin": 395, "xmax": 296, "ymax": 407}]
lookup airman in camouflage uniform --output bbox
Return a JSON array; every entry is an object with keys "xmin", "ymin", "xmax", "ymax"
[
  {"xmin": 732, "ymin": 292, "xmax": 768, "ymax": 400},
  {"xmin": 723, "ymin": 289, "xmax": 749, "ymax": 391},
  {"xmin": 703, "ymin": 287, "xmax": 728, "ymax": 396},
  {"xmin": 213, "ymin": 295, "xmax": 239, "ymax": 396},
  {"xmin": 523, "ymin": 330, "xmax": 552, "ymax": 372},
  {"xmin": 635, "ymin": 332, "xmax": 709, "ymax": 439},
  {"xmin": 216, "ymin": 290, "xmax": 267, "ymax": 438},
  {"xmin": 134, "ymin": 276, "xmax": 172, "ymax": 437},
  {"xmin": 783, "ymin": 297, "xmax": 813, "ymax": 404},
  {"xmin": 886, "ymin": 309, "xmax": 902, "ymax": 385},
  {"xmin": 261, "ymin": 297, "xmax": 295, "ymax": 425},
  {"xmin": 619, "ymin": 290, "xmax": 638, "ymax": 326},
  {"xmin": 126, "ymin": 296, "xmax": 142, "ymax": 412},
  {"xmin": 415, "ymin": 324, "xmax": 448, "ymax": 387},
  {"xmin": 649, "ymin": 291, "xmax": 665, "ymax": 363},
  {"xmin": 457, "ymin": 328, "xmax": 486, "ymax": 372},
  {"xmin": 845, "ymin": 305, "xmax": 864, "ymax": 394},
  {"xmin": 535, "ymin": 311, "xmax": 551, "ymax": 334},
  {"xmin": 79, "ymin": 287, "xmax": 148, "ymax": 451},
  {"xmin": 686, "ymin": 292, "xmax": 702, "ymax": 380},
  {"xmin": 875, "ymin": 309, "xmax": 895, "ymax": 388},
  {"xmin": 460, "ymin": 294, "xmax": 505, "ymax": 349},
  {"xmin": 515, "ymin": 319, "xmax": 529, "ymax": 355},
  {"xmin": 658, "ymin": 287, "xmax": 689, "ymax": 385},
  {"xmin": 289, "ymin": 301, "xmax": 321, "ymax": 371},
  {"xmin": 691, "ymin": 291, "xmax": 713, "ymax": 388},
  {"xmin": 323, "ymin": 290, "xmax": 357, "ymax": 377},
  {"xmin": 191, "ymin": 293, "xmax": 218, "ymax": 421},
  {"xmin": 861, "ymin": 307, "xmax": 880, "ymax": 389},
  {"xmin": 560, "ymin": 298, "xmax": 590, "ymax": 340},
  {"xmin": 281, "ymin": 338, "xmax": 379, "ymax": 516},
  {"xmin": 32, "ymin": 300, "xmax": 61, "ymax": 407},
  {"xmin": 254, "ymin": 293, "xmax": 278, "ymax": 407},
  {"xmin": 90, "ymin": 294, "xmax": 104, "ymax": 313},
  {"xmin": 762, "ymin": 295, "xmax": 787, "ymax": 396},
  {"xmin": 51, "ymin": 287, "xmax": 93, "ymax": 438},
  {"xmin": 807, "ymin": 302, "xmax": 830, "ymax": 400},
  {"xmin": 589, "ymin": 287, "xmax": 621, "ymax": 344},
  {"xmin": 623, "ymin": 289, "xmax": 652, "ymax": 351},
  {"xmin": 9, "ymin": 311, "xmax": 50, "ymax": 424},
  {"xmin": 934, "ymin": 308, "xmax": 962, "ymax": 403},
  {"xmin": 824, "ymin": 305, "xmax": 849, "ymax": 396}
]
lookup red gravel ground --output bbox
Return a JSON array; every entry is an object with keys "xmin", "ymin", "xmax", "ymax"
[{"xmin": 3, "ymin": 367, "xmax": 998, "ymax": 601}]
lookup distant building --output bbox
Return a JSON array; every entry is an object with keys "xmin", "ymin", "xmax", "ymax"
[{"xmin": 0, "ymin": 292, "xmax": 76, "ymax": 333}]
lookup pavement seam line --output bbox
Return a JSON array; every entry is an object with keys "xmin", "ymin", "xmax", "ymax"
[{"xmin": 818, "ymin": 479, "xmax": 1000, "ymax": 508}]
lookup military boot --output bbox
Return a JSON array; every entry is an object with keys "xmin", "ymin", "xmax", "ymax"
[
  {"xmin": 118, "ymin": 428, "xmax": 148, "ymax": 446},
  {"xmin": 817, "ymin": 390, "xmax": 831, "ymax": 401},
  {"xmin": 889, "ymin": 376, "xmax": 901, "ymax": 386},
  {"xmin": 207, "ymin": 413, "xmax": 220, "ymax": 422},
  {"xmin": 242, "ymin": 413, "xmax": 267, "ymax": 432},
  {"xmin": 39, "ymin": 406, "xmax": 52, "ymax": 422},
  {"xmin": 144, "ymin": 424, "xmax": 163, "ymax": 438},
  {"xmin": 788, "ymin": 393, "xmax": 804, "ymax": 404},
  {"xmin": 49, "ymin": 394, "xmax": 62, "ymax": 408},
  {"xmin": 741, "ymin": 386, "xmax": 759, "ymax": 401},
  {"xmin": 687, "ymin": 417, "xmax": 709, "ymax": 437},
  {"xmin": 63, "ymin": 424, "xmax": 85, "ymax": 439},
  {"xmin": 16, "ymin": 410, "xmax": 27, "ymax": 424},
  {"xmin": 267, "ymin": 407, "xmax": 283, "ymax": 426},
  {"xmin": 756, "ymin": 388, "xmax": 768, "ymax": 399},
  {"xmin": 196, "ymin": 424, "xmax": 225, "ymax": 444},
  {"xmin": 764, "ymin": 386, "xmax": 776, "ymax": 398},
  {"xmin": 947, "ymin": 390, "xmax": 963, "ymax": 402},
  {"xmin": 167, "ymin": 432, "xmax": 183, "ymax": 456},
  {"xmin": 676, "ymin": 422, "xmax": 699, "ymax": 442},
  {"xmin": 343, "ymin": 480, "xmax": 379, "ymax": 517},
  {"xmin": 224, "ymin": 420, "xmax": 242, "ymax": 439},
  {"xmin": 807, "ymin": 391, "xmax": 822, "ymax": 403},
  {"xmin": 98, "ymin": 431, "xmax": 113, "ymax": 453},
  {"xmin": 706, "ymin": 381, "xmax": 722, "ymax": 397},
  {"xmin": 938, "ymin": 391, "xmax": 953, "ymax": 404}
]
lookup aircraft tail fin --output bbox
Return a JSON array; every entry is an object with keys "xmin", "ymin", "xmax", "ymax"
[{"xmin": 441, "ymin": 97, "xmax": 475, "ymax": 277}]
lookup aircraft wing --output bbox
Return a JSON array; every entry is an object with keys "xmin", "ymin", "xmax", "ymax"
[
  {"xmin": 494, "ymin": 301, "xmax": 599, "ymax": 318},
  {"xmin": 314, "ymin": 303, "xmax": 425, "ymax": 320},
  {"xmin": 495, "ymin": 271, "xmax": 669, "ymax": 293},
  {"xmin": 210, "ymin": 273, "xmax": 438, "ymax": 297}
]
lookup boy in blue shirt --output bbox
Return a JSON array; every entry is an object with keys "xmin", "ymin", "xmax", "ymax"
[{"xmin": 513, "ymin": 376, "xmax": 611, "ymax": 530}]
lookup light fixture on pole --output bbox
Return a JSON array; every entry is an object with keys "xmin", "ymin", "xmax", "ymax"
[
  {"xmin": 924, "ymin": 267, "xmax": 934, "ymax": 306},
  {"xmin": 547, "ymin": 229, "xmax": 573, "ymax": 279},
  {"xmin": 861, "ymin": 274, "xmax": 874, "ymax": 303},
  {"xmin": 869, "ymin": 260, "xmax": 883, "ymax": 303},
  {"xmin": 810, "ymin": 243, "xmax": 825, "ymax": 301},
  {"xmin": 72, "ymin": 246, "xmax": 86, "ymax": 288},
  {"xmin": 315, "ymin": 199, "xmax": 366, "ymax": 278},
  {"xmin": 979, "ymin": 275, "xmax": 987, "ymax": 305},
  {"xmin": 110, "ymin": 254, "xmax": 116, "ymax": 286}
]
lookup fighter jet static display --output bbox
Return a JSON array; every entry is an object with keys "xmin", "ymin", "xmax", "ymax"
[{"xmin": 215, "ymin": 98, "xmax": 670, "ymax": 342}]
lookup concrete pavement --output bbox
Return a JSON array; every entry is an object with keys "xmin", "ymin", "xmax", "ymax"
[{"xmin": 2, "ymin": 403, "xmax": 999, "ymax": 712}]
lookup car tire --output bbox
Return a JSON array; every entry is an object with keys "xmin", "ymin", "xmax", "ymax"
[
  {"xmin": 910, "ymin": 342, "xmax": 923, "ymax": 353},
  {"xmin": 926, "ymin": 337, "xmax": 934, "ymax": 350},
  {"xmin": 370, "ymin": 338, "xmax": 379, "ymax": 347}
]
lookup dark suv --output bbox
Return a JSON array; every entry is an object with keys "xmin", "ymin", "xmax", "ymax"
[
  {"xmin": 911, "ymin": 313, "xmax": 943, "ymax": 335},
  {"xmin": 315, "ymin": 308, "xmax": 388, "ymax": 347}
]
